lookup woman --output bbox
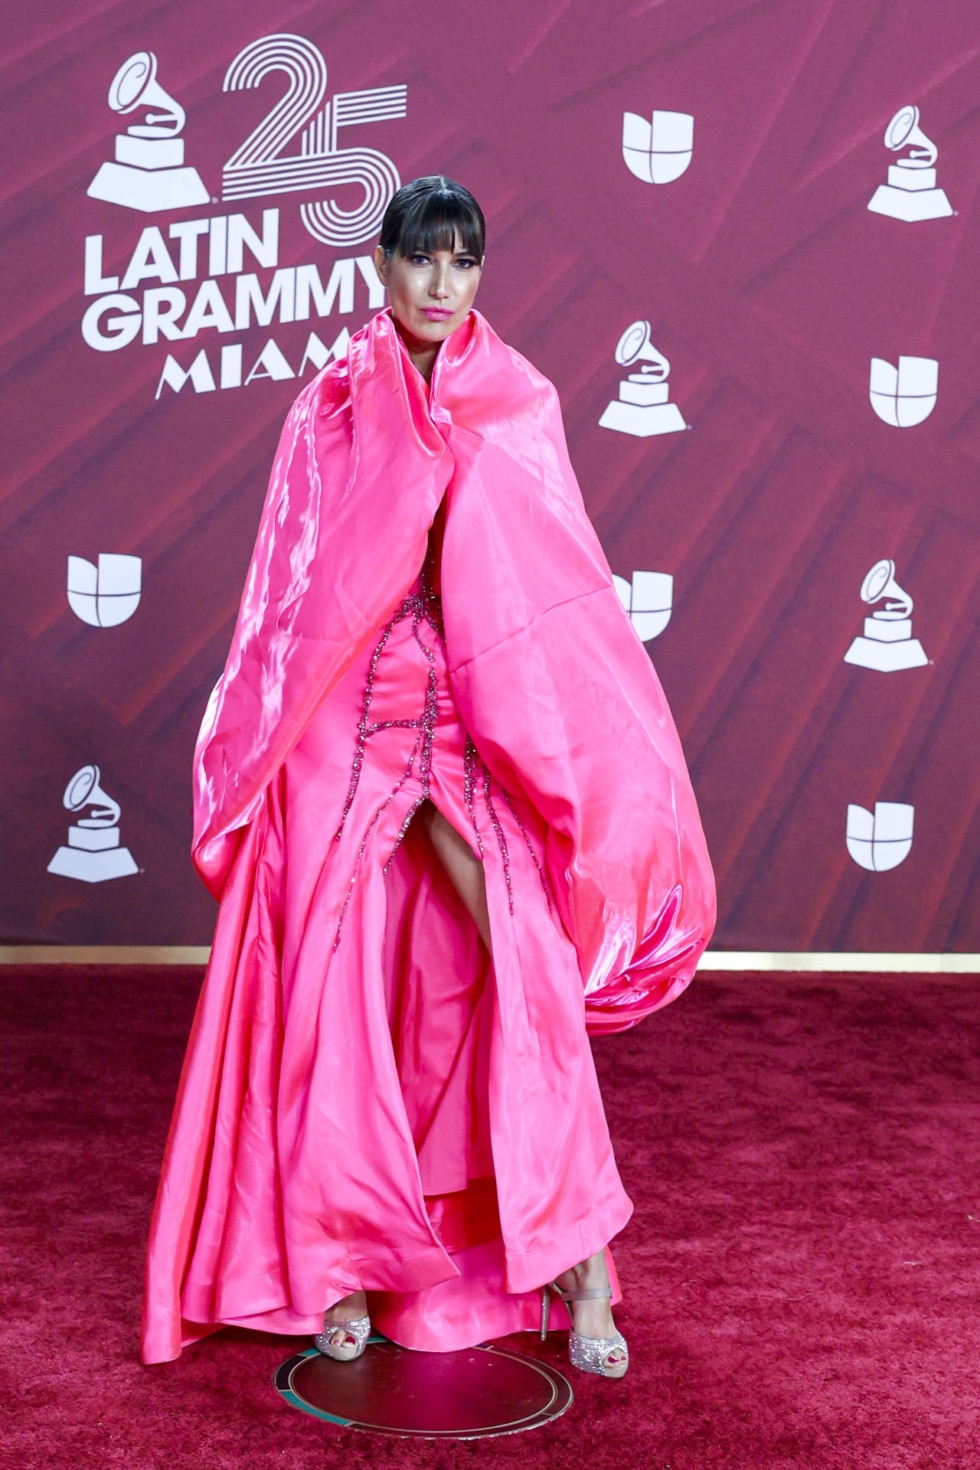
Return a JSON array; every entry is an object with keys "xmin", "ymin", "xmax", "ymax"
[{"xmin": 141, "ymin": 178, "xmax": 715, "ymax": 1381}]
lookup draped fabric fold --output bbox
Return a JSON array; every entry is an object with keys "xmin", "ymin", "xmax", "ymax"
[
  {"xmin": 141, "ymin": 308, "xmax": 714, "ymax": 1365},
  {"xmin": 193, "ymin": 307, "xmax": 714, "ymax": 1018}
]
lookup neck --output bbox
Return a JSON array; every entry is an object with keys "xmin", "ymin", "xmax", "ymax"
[{"xmin": 392, "ymin": 320, "xmax": 440, "ymax": 385}]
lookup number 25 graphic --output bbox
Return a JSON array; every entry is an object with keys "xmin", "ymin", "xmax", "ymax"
[{"xmin": 222, "ymin": 34, "xmax": 406, "ymax": 247}]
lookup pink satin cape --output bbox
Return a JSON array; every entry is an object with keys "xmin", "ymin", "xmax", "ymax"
[{"xmin": 141, "ymin": 308, "xmax": 715, "ymax": 1365}]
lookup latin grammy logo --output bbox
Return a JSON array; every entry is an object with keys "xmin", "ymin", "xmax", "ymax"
[
  {"xmin": 67, "ymin": 554, "xmax": 142, "ymax": 628},
  {"xmin": 87, "ymin": 50, "xmax": 209, "ymax": 213},
  {"xmin": 613, "ymin": 571, "xmax": 673, "ymax": 642},
  {"xmin": 622, "ymin": 110, "xmax": 694, "ymax": 184},
  {"xmin": 47, "ymin": 765, "xmax": 139, "ymax": 884},
  {"xmin": 846, "ymin": 801, "xmax": 914, "ymax": 872},
  {"xmin": 844, "ymin": 559, "xmax": 927, "ymax": 673},
  {"xmin": 867, "ymin": 105, "xmax": 953, "ymax": 222},
  {"xmin": 599, "ymin": 322, "xmax": 687, "ymax": 437},
  {"xmin": 869, "ymin": 355, "xmax": 938, "ymax": 428}
]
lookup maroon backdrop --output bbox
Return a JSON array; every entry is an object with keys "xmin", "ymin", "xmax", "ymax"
[{"xmin": 2, "ymin": 0, "xmax": 978, "ymax": 950}]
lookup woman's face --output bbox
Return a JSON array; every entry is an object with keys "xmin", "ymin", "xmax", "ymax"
[{"xmin": 374, "ymin": 231, "xmax": 483, "ymax": 353}]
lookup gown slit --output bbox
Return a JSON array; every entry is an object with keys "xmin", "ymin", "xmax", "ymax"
[{"xmin": 173, "ymin": 560, "xmax": 633, "ymax": 1353}]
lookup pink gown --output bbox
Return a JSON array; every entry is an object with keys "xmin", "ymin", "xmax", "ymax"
[{"xmin": 141, "ymin": 309, "xmax": 715, "ymax": 1365}]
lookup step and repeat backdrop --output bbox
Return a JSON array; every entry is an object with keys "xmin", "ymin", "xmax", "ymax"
[{"xmin": 2, "ymin": 0, "xmax": 978, "ymax": 951}]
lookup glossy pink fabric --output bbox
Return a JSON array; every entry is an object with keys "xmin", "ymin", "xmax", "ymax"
[{"xmin": 140, "ymin": 309, "xmax": 714, "ymax": 1364}]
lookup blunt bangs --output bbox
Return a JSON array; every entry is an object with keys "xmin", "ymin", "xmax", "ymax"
[{"xmin": 380, "ymin": 176, "xmax": 486, "ymax": 260}]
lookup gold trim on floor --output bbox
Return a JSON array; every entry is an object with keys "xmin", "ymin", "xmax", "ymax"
[{"xmin": 0, "ymin": 946, "xmax": 976, "ymax": 972}]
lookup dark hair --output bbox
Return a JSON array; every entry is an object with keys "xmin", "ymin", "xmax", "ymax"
[{"xmin": 379, "ymin": 176, "xmax": 485, "ymax": 260}]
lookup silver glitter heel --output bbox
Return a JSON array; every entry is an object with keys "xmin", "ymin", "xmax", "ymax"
[
  {"xmin": 540, "ymin": 1282, "xmax": 629, "ymax": 1380},
  {"xmin": 314, "ymin": 1312, "xmax": 371, "ymax": 1362}
]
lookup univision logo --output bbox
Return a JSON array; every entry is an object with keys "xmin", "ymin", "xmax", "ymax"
[
  {"xmin": 613, "ymin": 571, "xmax": 673, "ymax": 641},
  {"xmin": 622, "ymin": 110, "xmax": 694, "ymax": 184},
  {"xmin": 846, "ymin": 801, "xmax": 914, "ymax": 872},
  {"xmin": 67, "ymin": 554, "xmax": 141, "ymax": 627},
  {"xmin": 869, "ymin": 356, "xmax": 938, "ymax": 427}
]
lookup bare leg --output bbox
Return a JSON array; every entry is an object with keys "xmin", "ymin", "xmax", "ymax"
[
  {"xmin": 421, "ymin": 801, "xmax": 492, "ymax": 950},
  {"xmin": 421, "ymin": 805, "xmax": 622, "ymax": 1362}
]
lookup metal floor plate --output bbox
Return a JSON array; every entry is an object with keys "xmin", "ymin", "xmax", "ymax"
[{"xmin": 275, "ymin": 1338, "xmax": 574, "ymax": 1439}]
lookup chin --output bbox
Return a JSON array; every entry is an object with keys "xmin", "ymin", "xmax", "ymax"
[{"xmin": 417, "ymin": 320, "xmax": 457, "ymax": 342}]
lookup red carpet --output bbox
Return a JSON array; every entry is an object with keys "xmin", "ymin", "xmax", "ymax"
[{"xmin": 1, "ymin": 966, "xmax": 977, "ymax": 1469}]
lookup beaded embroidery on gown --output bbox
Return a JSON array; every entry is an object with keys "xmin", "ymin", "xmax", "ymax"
[{"xmin": 167, "ymin": 515, "xmax": 632, "ymax": 1354}]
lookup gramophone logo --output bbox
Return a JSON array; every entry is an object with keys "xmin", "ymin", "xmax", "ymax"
[
  {"xmin": 87, "ymin": 51, "xmax": 209, "ymax": 213},
  {"xmin": 867, "ymin": 105, "xmax": 953, "ymax": 222},
  {"xmin": 844, "ymin": 559, "xmax": 927, "ymax": 672},
  {"xmin": 869, "ymin": 356, "xmax": 938, "ymax": 428},
  {"xmin": 846, "ymin": 801, "xmax": 914, "ymax": 873},
  {"xmin": 47, "ymin": 765, "xmax": 139, "ymax": 883},
  {"xmin": 622, "ymin": 110, "xmax": 694, "ymax": 184},
  {"xmin": 614, "ymin": 572, "xmax": 673, "ymax": 641},
  {"xmin": 67, "ymin": 554, "xmax": 142, "ymax": 628},
  {"xmin": 599, "ymin": 322, "xmax": 687, "ymax": 437}
]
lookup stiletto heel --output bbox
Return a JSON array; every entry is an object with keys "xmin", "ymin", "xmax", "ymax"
[
  {"xmin": 314, "ymin": 1312, "xmax": 371, "ymax": 1362},
  {"xmin": 540, "ymin": 1281, "xmax": 629, "ymax": 1379}
]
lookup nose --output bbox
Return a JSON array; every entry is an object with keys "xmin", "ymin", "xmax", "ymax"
[{"xmin": 429, "ymin": 262, "xmax": 451, "ymax": 299}]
